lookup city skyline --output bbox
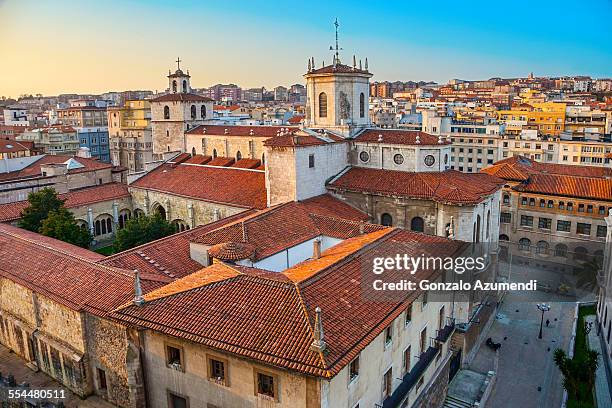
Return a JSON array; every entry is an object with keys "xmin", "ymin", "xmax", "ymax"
[{"xmin": 0, "ymin": 0, "xmax": 611, "ymax": 98}]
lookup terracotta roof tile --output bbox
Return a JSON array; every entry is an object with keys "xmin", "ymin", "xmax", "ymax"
[
  {"xmin": 231, "ymin": 158, "xmax": 261, "ymax": 169},
  {"xmin": 0, "ymin": 182, "xmax": 130, "ymax": 222},
  {"xmin": 0, "ymin": 155, "xmax": 112, "ymax": 182},
  {"xmin": 150, "ymin": 93, "xmax": 213, "ymax": 103},
  {"xmin": 130, "ymin": 163, "xmax": 266, "ymax": 209},
  {"xmin": 329, "ymin": 168, "xmax": 503, "ymax": 205},
  {"xmin": 183, "ymin": 154, "xmax": 211, "ymax": 165},
  {"xmin": 0, "ymin": 139, "xmax": 31, "ymax": 154},
  {"xmin": 186, "ymin": 125, "xmax": 297, "ymax": 138},
  {"xmin": 206, "ymin": 157, "xmax": 235, "ymax": 167}
]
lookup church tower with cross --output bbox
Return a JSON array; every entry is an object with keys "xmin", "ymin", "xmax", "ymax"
[
  {"xmin": 303, "ymin": 19, "xmax": 372, "ymax": 136},
  {"xmin": 150, "ymin": 58, "xmax": 214, "ymax": 155}
]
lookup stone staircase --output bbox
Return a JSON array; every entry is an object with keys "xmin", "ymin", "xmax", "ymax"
[{"xmin": 443, "ymin": 395, "xmax": 473, "ymax": 408}]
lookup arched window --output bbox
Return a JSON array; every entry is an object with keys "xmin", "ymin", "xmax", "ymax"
[
  {"xmin": 381, "ymin": 213, "xmax": 393, "ymax": 226},
  {"xmin": 554, "ymin": 243, "xmax": 568, "ymax": 257},
  {"xmin": 201, "ymin": 105, "xmax": 206, "ymax": 119},
  {"xmin": 182, "ymin": 80, "xmax": 187, "ymax": 93},
  {"xmin": 212, "ymin": 148, "xmax": 217, "ymax": 158},
  {"xmin": 155, "ymin": 205, "xmax": 166, "ymax": 220},
  {"xmin": 101, "ymin": 218, "xmax": 107, "ymax": 235},
  {"xmin": 191, "ymin": 147, "xmax": 196, "ymax": 156},
  {"xmin": 261, "ymin": 153, "xmax": 265, "ymax": 165},
  {"xmin": 164, "ymin": 106, "xmax": 170, "ymax": 120},
  {"xmin": 318, "ymin": 92, "xmax": 327, "ymax": 118},
  {"xmin": 106, "ymin": 218, "xmax": 112, "ymax": 233},
  {"xmin": 166, "ymin": 130, "xmax": 170, "ymax": 137},
  {"xmin": 191, "ymin": 105, "xmax": 197, "ymax": 119},
  {"xmin": 95, "ymin": 220, "xmax": 101, "ymax": 236},
  {"xmin": 359, "ymin": 93, "xmax": 365, "ymax": 118},
  {"xmin": 499, "ymin": 234, "xmax": 509, "ymax": 241},
  {"xmin": 536, "ymin": 240, "xmax": 549, "ymax": 255},
  {"xmin": 410, "ymin": 216, "xmax": 424, "ymax": 232},
  {"xmin": 573, "ymin": 246, "xmax": 588, "ymax": 261},
  {"xmin": 236, "ymin": 151, "xmax": 242, "ymax": 161},
  {"xmin": 518, "ymin": 238, "xmax": 531, "ymax": 251},
  {"xmin": 474, "ymin": 215, "xmax": 481, "ymax": 243},
  {"xmin": 503, "ymin": 194, "xmax": 510, "ymax": 205},
  {"xmin": 172, "ymin": 80, "xmax": 177, "ymax": 93},
  {"xmin": 486, "ymin": 210, "xmax": 491, "ymax": 239}
]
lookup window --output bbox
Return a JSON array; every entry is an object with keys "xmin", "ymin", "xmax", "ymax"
[
  {"xmin": 521, "ymin": 197, "xmax": 528, "ymax": 206},
  {"xmin": 578, "ymin": 204, "xmax": 585, "ymax": 213},
  {"xmin": 212, "ymin": 148, "xmax": 217, "ymax": 158},
  {"xmin": 381, "ymin": 213, "xmax": 393, "ymax": 226},
  {"xmin": 405, "ymin": 304, "xmax": 412, "ymax": 325},
  {"xmin": 547, "ymin": 200, "xmax": 554, "ymax": 208},
  {"xmin": 393, "ymin": 153, "xmax": 404, "ymax": 165},
  {"xmin": 410, "ymin": 216, "xmax": 424, "ymax": 232},
  {"xmin": 97, "ymin": 368, "xmax": 107, "ymax": 391},
  {"xmin": 201, "ymin": 105, "xmax": 206, "ymax": 119},
  {"xmin": 308, "ymin": 154, "xmax": 315, "ymax": 168},
  {"xmin": 539, "ymin": 199, "xmax": 546, "ymax": 208},
  {"xmin": 597, "ymin": 225, "xmax": 607, "ymax": 238},
  {"xmin": 503, "ymin": 194, "xmax": 510, "ymax": 205},
  {"xmin": 359, "ymin": 151, "xmax": 370, "ymax": 163},
  {"xmin": 168, "ymin": 392, "xmax": 188, "ymax": 408},
  {"xmin": 318, "ymin": 92, "xmax": 327, "ymax": 117},
  {"xmin": 182, "ymin": 80, "xmax": 187, "ymax": 93},
  {"xmin": 403, "ymin": 347, "xmax": 411, "ymax": 374},
  {"xmin": 536, "ymin": 241, "xmax": 549, "ymax": 255},
  {"xmin": 559, "ymin": 201, "xmax": 565, "ymax": 210},
  {"xmin": 538, "ymin": 218, "xmax": 551, "ymax": 229},
  {"xmin": 419, "ymin": 327, "xmax": 427, "ymax": 353},
  {"xmin": 499, "ymin": 234, "xmax": 509, "ymax": 241},
  {"xmin": 190, "ymin": 105, "xmax": 196, "ymax": 119},
  {"xmin": 577, "ymin": 223, "xmax": 591, "ymax": 235},
  {"xmin": 567, "ymin": 202, "xmax": 574, "ymax": 211},
  {"xmin": 359, "ymin": 92, "xmax": 365, "ymax": 118},
  {"xmin": 172, "ymin": 80, "xmax": 177, "ymax": 93},
  {"xmin": 236, "ymin": 151, "xmax": 242, "ymax": 161},
  {"xmin": 587, "ymin": 205, "xmax": 593, "ymax": 214},
  {"xmin": 529, "ymin": 198, "xmax": 535, "ymax": 206},
  {"xmin": 554, "ymin": 244, "xmax": 568, "ymax": 257},
  {"xmin": 384, "ymin": 325, "xmax": 393, "ymax": 346},
  {"xmin": 383, "ymin": 368, "xmax": 393, "ymax": 398},
  {"xmin": 557, "ymin": 220, "xmax": 571, "ymax": 232},
  {"xmin": 500, "ymin": 212, "xmax": 511, "ymax": 223},
  {"xmin": 349, "ymin": 356, "xmax": 360, "ymax": 382},
  {"xmin": 164, "ymin": 105, "xmax": 170, "ymax": 119},
  {"xmin": 191, "ymin": 147, "xmax": 196, "ymax": 156},
  {"xmin": 166, "ymin": 344, "xmax": 183, "ymax": 370},
  {"xmin": 518, "ymin": 238, "xmax": 531, "ymax": 251},
  {"xmin": 256, "ymin": 372, "xmax": 277, "ymax": 400},
  {"xmin": 520, "ymin": 215, "xmax": 533, "ymax": 227},
  {"xmin": 599, "ymin": 206, "xmax": 606, "ymax": 215},
  {"xmin": 574, "ymin": 247, "xmax": 588, "ymax": 261},
  {"xmin": 208, "ymin": 358, "xmax": 227, "ymax": 385}
]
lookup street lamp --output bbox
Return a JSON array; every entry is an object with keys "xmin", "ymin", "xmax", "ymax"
[{"xmin": 537, "ymin": 303, "xmax": 550, "ymax": 339}]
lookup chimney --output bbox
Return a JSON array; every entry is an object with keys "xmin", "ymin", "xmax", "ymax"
[
  {"xmin": 312, "ymin": 239, "xmax": 321, "ymax": 259},
  {"xmin": 133, "ymin": 269, "xmax": 145, "ymax": 306},
  {"xmin": 310, "ymin": 307, "xmax": 327, "ymax": 353}
]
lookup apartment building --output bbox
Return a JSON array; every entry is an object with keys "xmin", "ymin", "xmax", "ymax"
[
  {"xmin": 17, "ymin": 125, "xmax": 80, "ymax": 155},
  {"xmin": 108, "ymin": 99, "xmax": 154, "ymax": 173}
]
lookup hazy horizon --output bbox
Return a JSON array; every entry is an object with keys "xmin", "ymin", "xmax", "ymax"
[{"xmin": 1, "ymin": 0, "xmax": 611, "ymax": 99}]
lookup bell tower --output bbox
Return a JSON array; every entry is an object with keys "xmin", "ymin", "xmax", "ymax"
[
  {"xmin": 167, "ymin": 57, "xmax": 191, "ymax": 94},
  {"xmin": 304, "ymin": 20, "xmax": 372, "ymax": 137}
]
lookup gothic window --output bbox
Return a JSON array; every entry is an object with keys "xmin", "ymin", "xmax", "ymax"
[
  {"xmin": 213, "ymin": 148, "xmax": 217, "ymax": 158},
  {"xmin": 359, "ymin": 92, "xmax": 365, "ymax": 118},
  {"xmin": 172, "ymin": 80, "xmax": 177, "ymax": 93},
  {"xmin": 318, "ymin": 92, "xmax": 327, "ymax": 118},
  {"xmin": 192, "ymin": 147, "xmax": 196, "ymax": 156},
  {"xmin": 164, "ymin": 106, "xmax": 170, "ymax": 120},
  {"xmin": 201, "ymin": 105, "xmax": 206, "ymax": 119},
  {"xmin": 182, "ymin": 80, "xmax": 187, "ymax": 93},
  {"xmin": 166, "ymin": 130, "xmax": 169, "ymax": 137},
  {"xmin": 191, "ymin": 105, "xmax": 196, "ymax": 120},
  {"xmin": 410, "ymin": 217, "xmax": 424, "ymax": 232},
  {"xmin": 261, "ymin": 153, "xmax": 265, "ymax": 165},
  {"xmin": 236, "ymin": 151, "xmax": 242, "ymax": 161},
  {"xmin": 381, "ymin": 213, "xmax": 393, "ymax": 226}
]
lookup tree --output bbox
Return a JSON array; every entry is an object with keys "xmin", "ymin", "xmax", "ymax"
[
  {"xmin": 40, "ymin": 208, "xmax": 92, "ymax": 248},
  {"xmin": 18, "ymin": 188, "xmax": 64, "ymax": 232},
  {"xmin": 113, "ymin": 214, "xmax": 175, "ymax": 252},
  {"xmin": 554, "ymin": 347, "xmax": 599, "ymax": 407}
]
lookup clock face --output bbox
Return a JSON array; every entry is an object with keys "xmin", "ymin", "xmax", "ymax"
[
  {"xmin": 393, "ymin": 153, "xmax": 404, "ymax": 165},
  {"xmin": 424, "ymin": 155, "xmax": 435, "ymax": 167},
  {"xmin": 359, "ymin": 151, "xmax": 370, "ymax": 163}
]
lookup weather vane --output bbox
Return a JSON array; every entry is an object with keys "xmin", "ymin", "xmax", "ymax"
[{"xmin": 329, "ymin": 18, "xmax": 342, "ymax": 64}]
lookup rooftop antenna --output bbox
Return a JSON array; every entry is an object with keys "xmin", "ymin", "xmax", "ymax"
[{"xmin": 329, "ymin": 18, "xmax": 343, "ymax": 65}]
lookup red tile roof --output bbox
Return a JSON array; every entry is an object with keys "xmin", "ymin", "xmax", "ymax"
[
  {"xmin": 112, "ymin": 227, "xmax": 465, "ymax": 378},
  {"xmin": 0, "ymin": 183, "xmax": 130, "ymax": 222},
  {"xmin": 231, "ymin": 158, "xmax": 261, "ymax": 169},
  {"xmin": 263, "ymin": 131, "xmax": 346, "ymax": 148},
  {"xmin": 150, "ymin": 93, "xmax": 213, "ymax": 103},
  {"xmin": 186, "ymin": 125, "xmax": 297, "ymax": 138},
  {"xmin": 0, "ymin": 223, "xmax": 167, "ymax": 316},
  {"xmin": 482, "ymin": 155, "xmax": 612, "ymax": 201},
  {"xmin": 183, "ymin": 154, "xmax": 211, "ymax": 165},
  {"xmin": 329, "ymin": 167, "xmax": 503, "ymax": 205},
  {"xmin": 355, "ymin": 129, "xmax": 450, "ymax": 146},
  {"xmin": 206, "ymin": 156, "xmax": 235, "ymax": 167},
  {"xmin": 288, "ymin": 115, "xmax": 305, "ymax": 125},
  {"xmin": 0, "ymin": 139, "xmax": 31, "ymax": 154},
  {"xmin": 0, "ymin": 155, "xmax": 113, "ymax": 182},
  {"xmin": 130, "ymin": 163, "xmax": 267, "ymax": 209}
]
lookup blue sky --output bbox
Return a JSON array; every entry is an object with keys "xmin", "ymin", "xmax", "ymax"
[{"xmin": 0, "ymin": 0, "xmax": 610, "ymax": 96}]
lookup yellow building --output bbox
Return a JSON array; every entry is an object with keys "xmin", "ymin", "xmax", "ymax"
[
  {"xmin": 108, "ymin": 100, "xmax": 153, "ymax": 174},
  {"xmin": 498, "ymin": 101, "xmax": 566, "ymax": 136}
]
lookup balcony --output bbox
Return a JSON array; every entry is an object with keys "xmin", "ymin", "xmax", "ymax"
[
  {"xmin": 379, "ymin": 346, "xmax": 440, "ymax": 408},
  {"xmin": 435, "ymin": 319, "xmax": 456, "ymax": 343}
]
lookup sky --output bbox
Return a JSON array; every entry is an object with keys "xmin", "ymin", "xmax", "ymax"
[{"xmin": 0, "ymin": 0, "xmax": 611, "ymax": 98}]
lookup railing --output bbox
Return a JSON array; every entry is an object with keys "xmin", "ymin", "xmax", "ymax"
[
  {"xmin": 435, "ymin": 318, "xmax": 456, "ymax": 343},
  {"xmin": 380, "ymin": 346, "xmax": 440, "ymax": 408}
]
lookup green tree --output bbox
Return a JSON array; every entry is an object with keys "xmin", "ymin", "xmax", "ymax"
[
  {"xmin": 113, "ymin": 214, "xmax": 175, "ymax": 252},
  {"xmin": 18, "ymin": 188, "xmax": 64, "ymax": 232},
  {"xmin": 554, "ymin": 347, "xmax": 599, "ymax": 407},
  {"xmin": 40, "ymin": 207, "xmax": 92, "ymax": 248}
]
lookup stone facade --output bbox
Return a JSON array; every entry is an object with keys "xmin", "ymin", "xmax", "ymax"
[{"xmin": 185, "ymin": 133, "xmax": 267, "ymax": 163}]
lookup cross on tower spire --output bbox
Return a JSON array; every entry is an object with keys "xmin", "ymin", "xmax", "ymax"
[
  {"xmin": 176, "ymin": 57, "xmax": 182, "ymax": 70},
  {"xmin": 329, "ymin": 18, "xmax": 342, "ymax": 65}
]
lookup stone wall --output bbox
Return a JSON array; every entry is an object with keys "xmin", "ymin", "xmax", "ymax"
[{"xmin": 185, "ymin": 133, "xmax": 267, "ymax": 163}]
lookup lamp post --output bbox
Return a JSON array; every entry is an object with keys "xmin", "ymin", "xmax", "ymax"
[{"xmin": 537, "ymin": 303, "xmax": 550, "ymax": 339}]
